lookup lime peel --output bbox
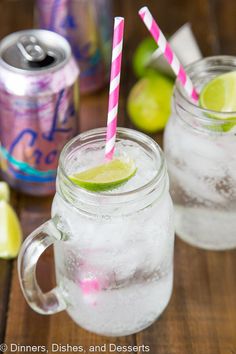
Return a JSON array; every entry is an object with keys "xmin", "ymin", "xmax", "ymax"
[
  {"xmin": 0, "ymin": 182, "xmax": 10, "ymax": 202},
  {"xmin": 127, "ymin": 74, "xmax": 174, "ymax": 133},
  {"xmin": 0, "ymin": 200, "xmax": 22, "ymax": 259},
  {"xmin": 132, "ymin": 37, "xmax": 158, "ymax": 78},
  {"xmin": 70, "ymin": 158, "xmax": 137, "ymax": 192}
]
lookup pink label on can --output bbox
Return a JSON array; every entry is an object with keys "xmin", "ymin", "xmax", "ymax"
[{"xmin": 0, "ymin": 85, "xmax": 78, "ymax": 185}]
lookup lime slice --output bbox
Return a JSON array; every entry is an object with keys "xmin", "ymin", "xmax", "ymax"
[
  {"xmin": 0, "ymin": 200, "xmax": 22, "ymax": 259},
  {"xmin": 0, "ymin": 182, "xmax": 10, "ymax": 202},
  {"xmin": 70, "ymin": 158, "xmax": 137, "ymax": 192},
  {"xmin": 200, "ymin": 71, "xmax": 236, "ymax": 131}
]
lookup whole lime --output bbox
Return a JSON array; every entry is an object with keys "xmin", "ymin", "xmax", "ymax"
[
  {"xmin": 132, "ymin": 37, "xmax": 157, "ymax": 78},
  {"xmin": 127, "ymin": 73, "xmax": 174, "ymax": 133}
]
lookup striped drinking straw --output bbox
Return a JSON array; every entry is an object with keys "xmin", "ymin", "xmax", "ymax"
[
  {"xmin": 105, "ymin": 17, "xmax": 124, "ymax": 160},
  {"xmin": 139, "ymin": 7, "xmax": 198, "ymax": 102},
  {"xmin": 79, "ymin": 18, "xmax": 124, "ymax": 300}
]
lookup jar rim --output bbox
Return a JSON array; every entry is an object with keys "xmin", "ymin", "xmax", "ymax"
[
  {"xmin": 175, "ymin": 55, "xmax": 236, "ymax": 123},
  {"xmin": 58, "ymin": 127, "xmax": 167, "ymax": 206}
]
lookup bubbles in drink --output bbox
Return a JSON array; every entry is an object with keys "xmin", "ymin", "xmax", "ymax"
[
  {"xmin": 164, "ymin": 113, "xmax": 236, "ymax": 249},
  {"xmin": 52, "ymin": 138, "xmax": 174, "ymax": 336}
]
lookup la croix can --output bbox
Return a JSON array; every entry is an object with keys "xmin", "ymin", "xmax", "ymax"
[
  {"xmin": 0, "ymin": 29, "xmax": 79, "ymax": 196},
  {"xmin": 36, "ymin": 0, "xmax": 113, "ymax": 94}
]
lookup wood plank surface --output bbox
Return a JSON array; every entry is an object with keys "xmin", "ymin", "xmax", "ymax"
[
  {"xmin": 1, "ymin": 1, "xmax": 236, "ymax": 354},
  {"xmin": 0, "ymin": 261, "xmax": 11, "ymax": 343},
  {"xmin": 214, "ymin": 0, "xmax": 236, "ymax": 55},
  {"xmin": 0, "ymin": 0, "xmax": 34, "ymax": 346}
]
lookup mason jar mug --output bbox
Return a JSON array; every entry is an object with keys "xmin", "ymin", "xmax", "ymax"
[
  {"xmin": 18, "ymin": 128, "xmax": 175, "ymax": 337},
  {"xmin": 164, "ymin": 56, "xmax": 236, "ymax": 250}
]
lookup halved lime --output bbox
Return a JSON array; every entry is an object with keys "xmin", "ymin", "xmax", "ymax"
[
  {"xmin": 0, "ymin": 182, "xmax": 10, "ymax": 202},
  {"xmin": 70, "ymin": 158, "xmax": 137, "ymax": 192},
  {"xmin": 199, "ymin": 71, "xmax": 236, "ymax": 131},
  {"xmin": 0, "ymin": 200, "xmax": 22, "ymax": 259}
]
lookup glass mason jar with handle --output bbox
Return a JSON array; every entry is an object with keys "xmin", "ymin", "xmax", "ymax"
[
  {"xmin": 18, "ymin": 127, "xmax": 175, "ymax": 337},
  {"xmin": 164, "ymin": 56, "xmax": 236, "ymax": 250}
]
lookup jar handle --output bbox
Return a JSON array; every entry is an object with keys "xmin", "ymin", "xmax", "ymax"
[{"xmin": 18, "ymin": 219, "xmax": 67, "ymax": 315}]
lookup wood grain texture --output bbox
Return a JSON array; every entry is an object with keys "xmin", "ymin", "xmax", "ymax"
[
  {"xmin": 214, "ymin": 0, "xmax": 236, "ymax": 55},
  {"xmin": 1, "ymin": 0, "xmax": 236, "ymax": 353},
  {"xmin": 136, "ymin": 240, "xmax": 236, "ymax": 354},
  {"xmin": 0, "ymin": 0, "xmax": 34, "ymax": 341},
  {"xmin": 0, "ymin": 0, "xmax": 34, "ymax": 40},
  {"xmin": 0, "ymin": 261, "xmax": 12, "ymax": 342}
]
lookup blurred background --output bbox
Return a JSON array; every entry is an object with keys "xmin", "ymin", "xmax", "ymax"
[
  {"xmin": 0, "ymin": 0, "xmax": 235, "ymax": 134},
  {"xmin": 0, "ymin": 0, "xmax": 235, "ymax": 55}
]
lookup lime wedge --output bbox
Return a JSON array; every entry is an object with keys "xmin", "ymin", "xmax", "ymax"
[
  {"xmin": 70, "ymin": 158, "xmax": 137, "ymax": 192},
  {"xmin": 0, "ymin": 182, "xmax": 10, "ymax": 202},
  {"xmin": 199, "ymin": 71, "xmax": 236, "ymax": 131},
  {"xmin": 0, "ymin": 200, "xmax": 22, "ymax": 259}
]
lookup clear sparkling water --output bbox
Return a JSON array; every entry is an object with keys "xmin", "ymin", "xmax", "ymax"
[
  {"xmin": 52, "ymin": 140, "xmax": 174, "ymax": 336},
  {"xmin": 65, "ymin": 140, "xmax": 160, "ymax": 193},
  {"xmin": 164, "ymin": 114, "xmax": 236, "ymax": 250}
]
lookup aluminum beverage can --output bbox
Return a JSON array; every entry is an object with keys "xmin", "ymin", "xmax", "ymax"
[
  {"xmin": 36, "ymin": 0, "xmax": 113, "ymax": 94},
  {"xmin": 0, "ymin": 29, "xmax": 79, "ymax": 196}
]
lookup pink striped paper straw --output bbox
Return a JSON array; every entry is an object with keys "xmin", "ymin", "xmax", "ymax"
[
  {"xmin": 139, "ymin": 7, "xmax": 198, "ymax": 102},
  {"xmin": 105, "ymin": 17, "xmax": 124, "ymax": 160}
]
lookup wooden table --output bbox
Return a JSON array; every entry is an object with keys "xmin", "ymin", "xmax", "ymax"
[{"xmin": 1, "ymin": 1, "xmax": 236, "ymax": 353}]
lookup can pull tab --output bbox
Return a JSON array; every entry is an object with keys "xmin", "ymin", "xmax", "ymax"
[{"xmin": 17, "ymin": 35, "xmax": 47, "ymax": 62}]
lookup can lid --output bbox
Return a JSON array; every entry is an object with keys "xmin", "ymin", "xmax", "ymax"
[
  {"xmin": 17, "ymin": 36, "xmax": 47, "ymax": 62},
  {"xmin": 0, "ymin": 29, "xmax": 71, "ymax": 72}
]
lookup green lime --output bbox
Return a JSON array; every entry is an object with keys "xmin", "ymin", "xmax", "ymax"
[
  {"xmin": 0, "ymin": 200, "xmax": 22, "ymax": 259},
  {"xmin": 0, "ymin": 182, "xmax": 10, "ymax": 202},
  {"xmin": 200, "ymin": 71, "xmax": 236, "ymax": 131},
  {"xmin": 127, "ymin": 73, "xmax": 174, "ymax": 133},
  {"xmin": 132, "ymin": 37, "xmax": 157, "ymax": 78},
  {"xmin": 70, "ymin": 158, "xmax": 137, "ymax": 192}
]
